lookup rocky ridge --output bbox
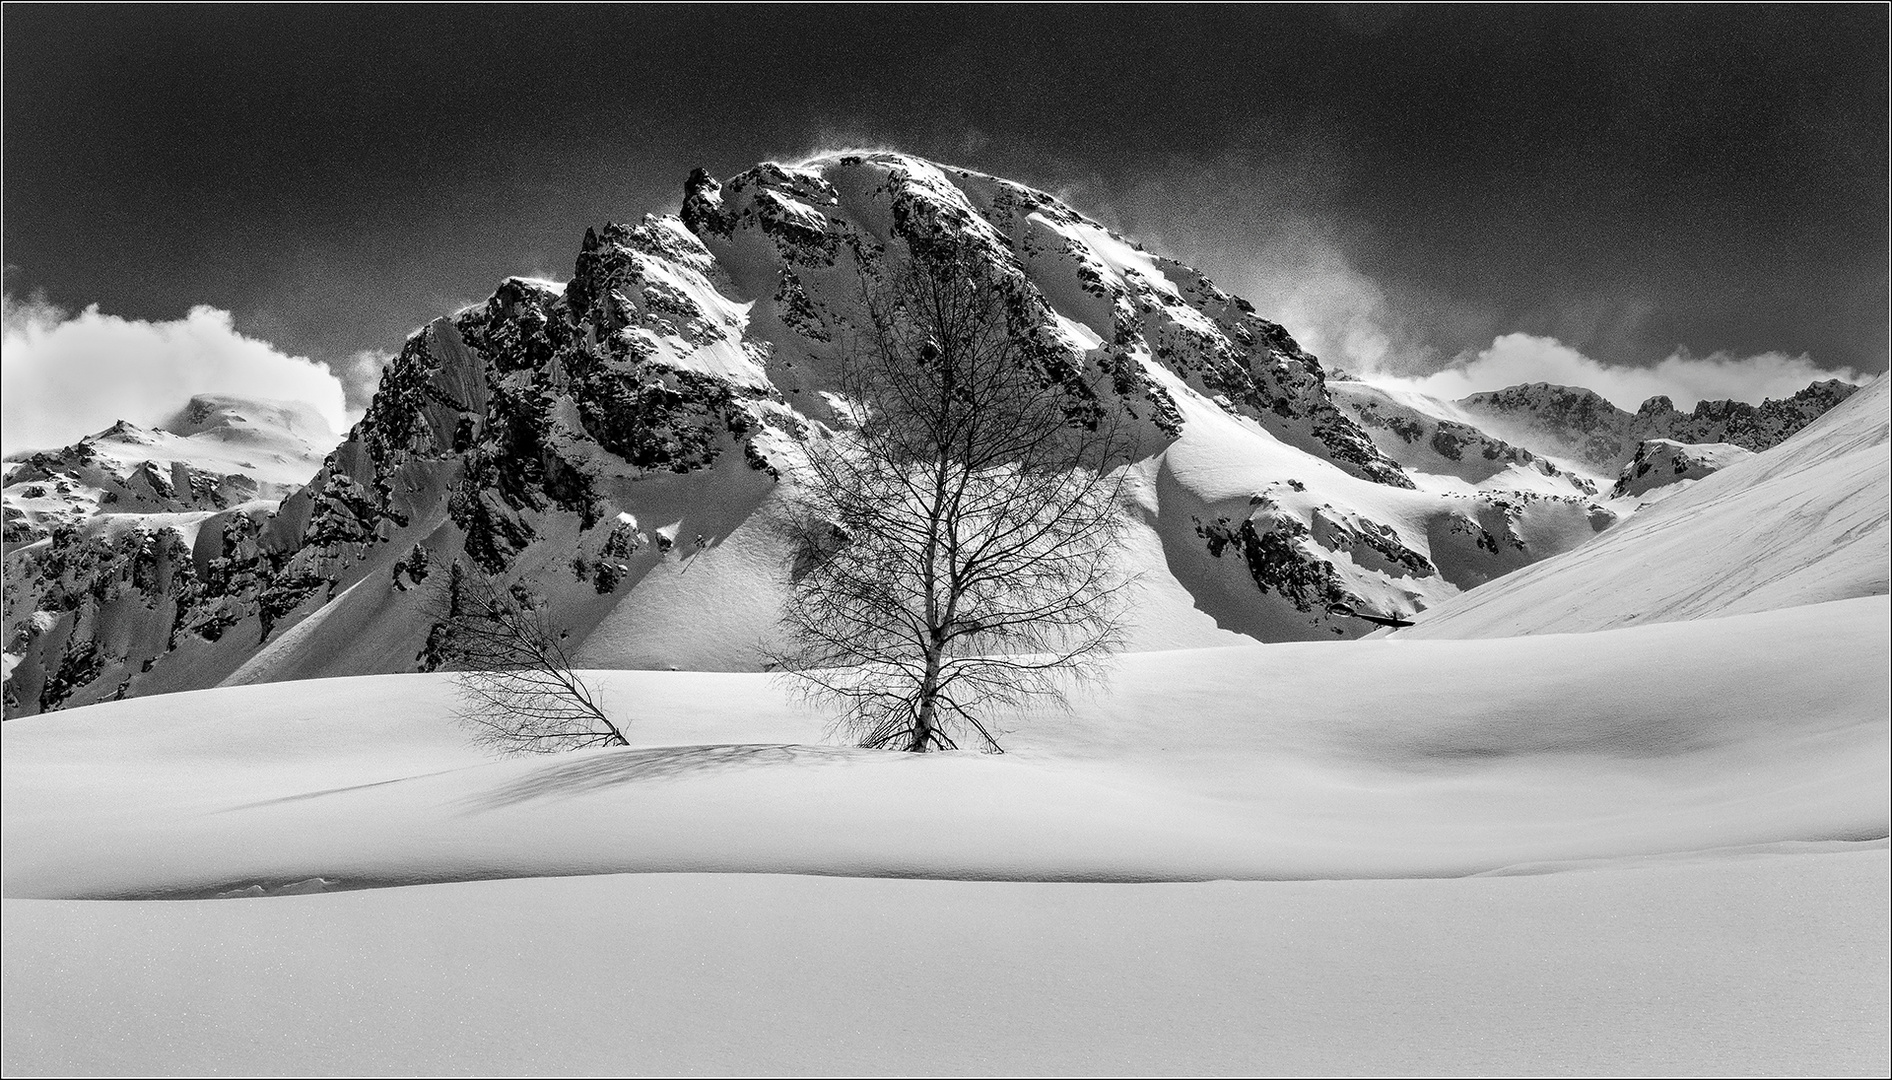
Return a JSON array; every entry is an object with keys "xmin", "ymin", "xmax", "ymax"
[{"xmin": 1454, "ymin": 380, "xmax": 1859, "ymax": 475}]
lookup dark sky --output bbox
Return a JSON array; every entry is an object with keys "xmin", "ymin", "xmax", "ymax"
[{"xmin": 6, "ymin": 4, "xmax": 1887, "ymax": 398}]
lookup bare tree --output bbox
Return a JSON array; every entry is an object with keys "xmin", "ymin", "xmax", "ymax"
[
  {"xmin": 770, "ymin": 245, "xmax": 1132, "ymax": 753},
  {"xmin": 421, "ymin": 560, "xmax": 629, "ymax": 752}
]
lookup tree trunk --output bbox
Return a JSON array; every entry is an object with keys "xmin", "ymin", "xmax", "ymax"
[{"xmin": 910, "ymin": 644, "xmax": 942, "ymax": 751}]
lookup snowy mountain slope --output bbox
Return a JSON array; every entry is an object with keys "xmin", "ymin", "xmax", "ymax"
[
  {"xmin": 1452, "ymin": 378, "xmax": 1859, "ymax": 475},
  {"xmin": 4, "ymin": 154, "xmax": 1630, "ymax": 716},
  {"xmin": 1399, "ymin": 375, "xmax": 1890, "ymax": 638},
  {"xmin": 4, "ymin": 594, "xmax": 1883, "ymax": 899},
  {"xmin": 6, "ymin": 545, "xmax": 1885, "ymax": 1074},
  {"xmin": 1327, "ymin": 379, "xmax": 1603, "ymax": 495},
  {"xmin": 1, "ymin": 397, "xmax": 337, "ymax": 711},
  {"xmin": 1610, "ymin": 437, "xmax": 1753, "ymax": 498}
]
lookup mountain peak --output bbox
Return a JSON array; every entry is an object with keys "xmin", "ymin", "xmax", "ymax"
[
  {"xmin": 85, "ymin": 419, "xmax": 160, "ymax": 446},
  {"xmin": 163, "ymin": 394, "xmax": 334, "ymax": 441},
  {"xmin": 7, "ymin": 154, "xmax": 1865, "ymax": 719}
]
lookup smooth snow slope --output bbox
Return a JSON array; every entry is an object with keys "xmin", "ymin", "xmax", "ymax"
[
  {"xmin": 5, "ymin": 595, "xmax": 1883, "ymax": 899},
  {"xmin": 1400, "ymin": 375, "xmax": 1890, "ymax": 638},
  {"xmin": 6, "ymin": 852, "xmax": 1885, "ymax": 1076}
]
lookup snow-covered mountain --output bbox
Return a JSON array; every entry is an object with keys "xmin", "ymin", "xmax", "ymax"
[
  {"xmin": 3, "ymin": 394, "xmax": 332, "ymax": 544},
  {"xmin": 0, "ymin": 154, "xmax": 1863, "ymax": 717},
  {"xmin": 4, "ymin": 156, "xmax": 1883, "ymax": 1079},
  {"xmin": 1, "ymin": 396, "xmax": 334, "ymax": 709},
  {"xmin": 1327, "ymin": 376, "xmax": 1856, "ymax": 491}
]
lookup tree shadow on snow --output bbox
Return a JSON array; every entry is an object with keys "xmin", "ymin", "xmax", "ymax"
[{"xmin": 463, "ymin": 742, "xmax": 877, "ymax": 810}]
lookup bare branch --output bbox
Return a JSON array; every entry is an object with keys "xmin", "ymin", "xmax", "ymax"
[
  {"xmin": 768, "ymin": 242, "xmax": 1133, "ymax": 752},
  {"xmin": 422, "ymin": 559, "xmax": 630, "ymax": 753}
]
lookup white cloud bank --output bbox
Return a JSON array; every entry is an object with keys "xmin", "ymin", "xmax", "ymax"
[
  {"xmin": 2, "ymin": 296, "xmax": 350, "ymax": 455},
  {"xmin": 1370, "ymin": 332, "xmax": 1867, "ymax": 412}
]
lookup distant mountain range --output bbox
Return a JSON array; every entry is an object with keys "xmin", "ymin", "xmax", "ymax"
[
  {"xmin": 0, "ymin": 153, "xmax": 1869, "ymax": 717},
  {"xmin": 1399, "ymin": 376, "xmax": 1887, "ymax": 638}
]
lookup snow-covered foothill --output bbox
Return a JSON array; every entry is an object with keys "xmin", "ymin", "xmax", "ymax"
[
  {"xmin": 1401, "ymin": 375, "xmax": 1889, "ymax": 638},
  {"xmin": 1610, "ymin": 436, "xmax": 1754, "ymax": 498}
]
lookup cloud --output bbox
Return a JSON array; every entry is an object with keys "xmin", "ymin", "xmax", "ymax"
[
  {"xmin": 338, "ymin": 349, "xmax": 395, "ymax": 413},
  {"xmin": 1374, "ymin": 332, "xmax": 1866, "ymax": 411},
  {"xmin": 2, "ymin": 295, "xmax": 349, "ymax": 455}
]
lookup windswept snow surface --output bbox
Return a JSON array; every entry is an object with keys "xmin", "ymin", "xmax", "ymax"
[{"xmin": 1401, "ymin": 375, "xmax": 1890, "ymax": 638}]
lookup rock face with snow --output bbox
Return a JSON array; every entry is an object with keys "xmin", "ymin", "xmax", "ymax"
[
  {"xmin": 1, "ymin": 396, "xmax": 335, "ymax": 713},
  {"xmin": 1611, "ymin": 439, "xmax": 1754, "ymax": 499},
  {"xmin": 1454, "ymin": 380, "xmax": 1860, "ymax": 475},
  {"xmin": 0, "ymin": 154, "xmax": 1710, "ymax": 716},
  {"xmin": 1328, "ymin": 381, "xmax": 1598, "ymax": 496}
]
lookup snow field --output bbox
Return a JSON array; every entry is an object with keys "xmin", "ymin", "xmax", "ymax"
[
  {"xmin": 5, "ymin": 595, "xmax": 1884, "ymax": 900},
  {"xmin": 4, "ymin": 850, "xmax": 1886, "ymax": 1076}
]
